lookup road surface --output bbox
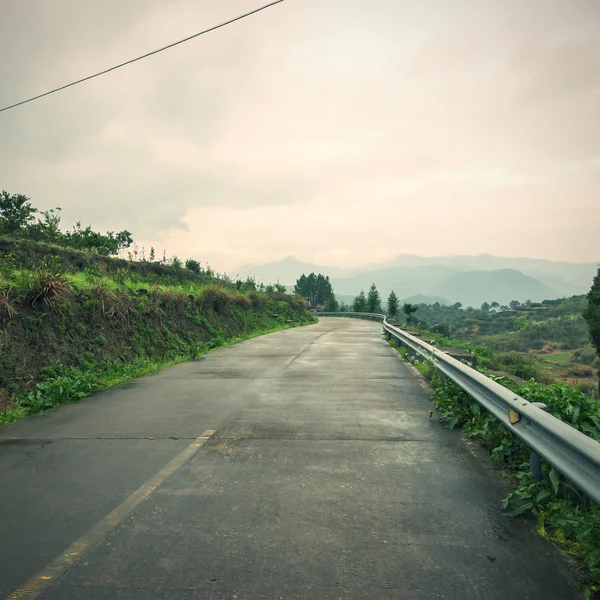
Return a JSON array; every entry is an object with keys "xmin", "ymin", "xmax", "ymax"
[{"xmin": 0, "ymin": 317, "xmax": 576, "ymax": 599}]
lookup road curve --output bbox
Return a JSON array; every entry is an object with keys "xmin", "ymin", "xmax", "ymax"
[{"xmin": 0, "ymin": 317, "xmax": 576, "ymax": 599}]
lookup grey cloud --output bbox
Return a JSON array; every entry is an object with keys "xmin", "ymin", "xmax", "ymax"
[{"xmin": 1, "ymin": 0, "xmax": 599, "ymax": 268}]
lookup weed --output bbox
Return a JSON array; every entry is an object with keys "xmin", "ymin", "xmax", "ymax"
[
  {"xmin": 0, "ymin": 286, "xmax": 16, "ymax": 322},
  {"xmin": 17, "ymin": 256, "xmax": 72, "ymax": 312},
  {"xmin": 88, "ymin": 276, "xmax": 118, "ymax": 315}
]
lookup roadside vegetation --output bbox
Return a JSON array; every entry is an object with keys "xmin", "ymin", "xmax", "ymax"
[
  {"xmin": 386, "ymin": 267, "xmax": 600, "ymax": 597},
  {"xmin": 0, "ymin": 190, "xmax": 314, "ymax": 425}
]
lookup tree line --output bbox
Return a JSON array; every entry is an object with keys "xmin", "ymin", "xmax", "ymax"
[
  {"xmin": 1, "ymin": 190, "xmax": 133, "ymax": 256},
  {"xmin": 293, "ymin": 276, "xmax": 419, "ymax": 325},
  {"xmin": 345, "ymin": 284, "xmax": 418, "ymax": 324},
  {"xmin": 293, "ymin": 273, "xmax": 338, "ymax": 310}
]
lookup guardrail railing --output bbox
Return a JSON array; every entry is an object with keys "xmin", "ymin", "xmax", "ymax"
[{"xmin": 318, "ymin": 312, "xmax": 600, "ymax": 505}]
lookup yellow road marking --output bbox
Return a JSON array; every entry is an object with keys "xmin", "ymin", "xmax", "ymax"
[{"xmin": 6, "ymin": 433, "xmax": 214, "ymax": 600}]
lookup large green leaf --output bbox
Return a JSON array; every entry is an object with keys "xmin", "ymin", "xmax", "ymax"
[{"xmin": 505, "ymin": 501, "xmax": 533, "ymax": 517}]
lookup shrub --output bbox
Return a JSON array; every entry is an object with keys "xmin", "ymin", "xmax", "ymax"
[
  {"xmin": 247, "ymin": 291, "xmax": 267, "ymax": 311},
  {"xmin": 158, "ymin": 288, "xmax": 189, "ymax": 312},
  {"xmin": 572, "ymin": 344, "xmax": 598, "ymax": 365},
  {"xmin": 200, "ymin": 285, "xmax": 234, "ymax": 313},
  {"xmin": 232, "ymin": 294, "xmax": 251, "ymax": 309},
  {"xmin": 19, "ymin": 266, "xmax": 72, "ymax": 312},
  {"xmin": 288, "ymin": 295, "xmax": 308, "ymax": 313},
  {"xmin": 496, "ymin": 351, "xmax": 539, "ymax": 380},
  {"xmin": 569, "ymin": 363, "xmax": 594, "ymax": 378},
  {"xmin": 87, "ymin": 277, "xmax": 117, "ymax": 315}
]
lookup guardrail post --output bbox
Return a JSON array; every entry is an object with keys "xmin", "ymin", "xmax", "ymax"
[{"xmin": 529, "ymin": 402, "xmax": 548, "ymax": 481}]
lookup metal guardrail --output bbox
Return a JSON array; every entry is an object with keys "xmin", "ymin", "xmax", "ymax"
[{"xmin": 319, "ymin": 312, "xmax": 600, "ymax": 505}]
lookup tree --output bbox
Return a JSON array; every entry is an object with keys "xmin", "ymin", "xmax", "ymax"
[
  {"xmin": 367, "ymin": 283, "xmax": 382, "ymax": 313},
  {"xmin": 491, "ymin": 301, "xmax": 500, "ymax": 311},
  {"xmin": 64, "ymin": 223, "xmax": 133, "ymax": 256},
  {"xmin": 480, "ymin": 302, "xmax": 490, "ymax": 312},
  {"xmin": 324, "ymin": 296, "xmax": 339, "ymax": 312},
  {"xmin": 26, "ymin": 207, "xmax": 62, "ymax": 242},
  {"xmin": 185, "ymin": 258, "xmax": 201, "ymax": 274},
  {"xmin": 0, "ymin": 191, "xmax": 37, "ymax": 234},
  {"xmin": 353, "ymin": 290, "xmax": 367, "ymax": 312},
  {"xmin": 583, "ymin": 268, "xmax": 600, "ymax": 392},
  {"xmin": 509, "ymin": 300, "xmax": 522, "ymax": 310},
  {"xmin": 514, "ymin": 316, "xmax": 528, "ymax": 331},
  {"xmin": 149, "ymin": 247, "xmax": 156, "ymax": 262},
  {"xmin": 387, "ymin": 290, "xmax": 399, "ymax": 318},
  {"xmin": 403, "ymin": 302, "xmax": 418, "ymax": 325},
  {"xmin": 294, "ymin": 272, "xmax": 336, "ymax": 308},
  {"xmin": 452, "ymin": 302, "xmax": 463, "ymax": 310}
]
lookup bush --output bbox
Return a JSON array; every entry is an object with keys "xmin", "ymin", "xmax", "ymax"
[
  {"xmin": 232, "ymin": 295, "xmax": 251, "ymax": 309},
  {"xmin": 573, "ymin": 344, "xmax": 598, "ymax": 365},
  {"xmin": 199, "ymin": 285, "xmax": 235, "ymax": 313},
  {"xmin": 247, "ymin": 291, "xmax": 267, "ymax": 311},
  {"xmin": 18, "ymin": 260, "xmax": 72, "ymax": 312},
  {"xmin": 496, "ymin": 351, "xmax": 539, "ymax": 380},
  {"xmin": 569, "ymin": 363, "xmax": 594, "ymax": 378}
]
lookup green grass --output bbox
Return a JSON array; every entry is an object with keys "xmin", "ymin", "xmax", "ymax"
[{"xmin": 542, "ymin": 351, "xmax": 572, "ymax": 366}]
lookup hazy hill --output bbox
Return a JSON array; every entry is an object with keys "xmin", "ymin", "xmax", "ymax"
[
  {"xmin": 387, "ymin": 254, "xmax": 597, "ymax": 290},
  {"xmin": 432, "ymin": 269, "xmax": 559, "ymax": 307},
  {"xmin": 330, "ymin": 265, "xmax": 461, "ymax": 300},
  {"xmin": 236, "ymin": 253, "xmax": 598, "ymax": 305},
  {"xmin": 236, "ymin": 256, "xmax": 350, "ymax": 283},
  {"xmin": 401, "ymin": 294, "xmax": 451, "ymax": 306}
]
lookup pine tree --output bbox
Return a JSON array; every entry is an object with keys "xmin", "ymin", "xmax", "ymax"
[
  {"xmin": 387, "ymin": 290, "xmax": 399, "ymax": 318},
  {"xmin": 353, "ymin": 290, "xmax": 367, "ymax": 312},
  {"xmin": 294, "ymin": 272, "xmax": 336, "ymax": 309},
  {"xmin": 367, "ymin": 283, "xmax": 382, "ymax": 313}
]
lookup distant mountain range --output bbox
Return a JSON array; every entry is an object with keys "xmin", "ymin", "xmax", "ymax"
[{"xmin": 236, "ymin": 254, "xmax": 598, "ymax": 307}]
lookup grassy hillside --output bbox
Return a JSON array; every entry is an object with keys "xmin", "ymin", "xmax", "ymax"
[
  {"xmin": 393, "ymin": 295, "xmax": 597, "ymax": 395},
  {"xmin": 0, "ymin": 238, "xmax": 313, "ymax": 425}
]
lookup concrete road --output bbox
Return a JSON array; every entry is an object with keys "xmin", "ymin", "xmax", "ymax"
[{"xmin": 0, "ymin": 318, "xmax": 576, "ymax": 599}]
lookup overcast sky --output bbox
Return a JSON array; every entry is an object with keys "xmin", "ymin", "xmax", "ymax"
[{"xmin": 1, "ymin": 0, "xmax": 598, "ymax": 272}]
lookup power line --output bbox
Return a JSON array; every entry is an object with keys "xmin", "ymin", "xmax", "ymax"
[{"xmin": 0, "ymin": 0, "xmax": 284, "ymax": 113}]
